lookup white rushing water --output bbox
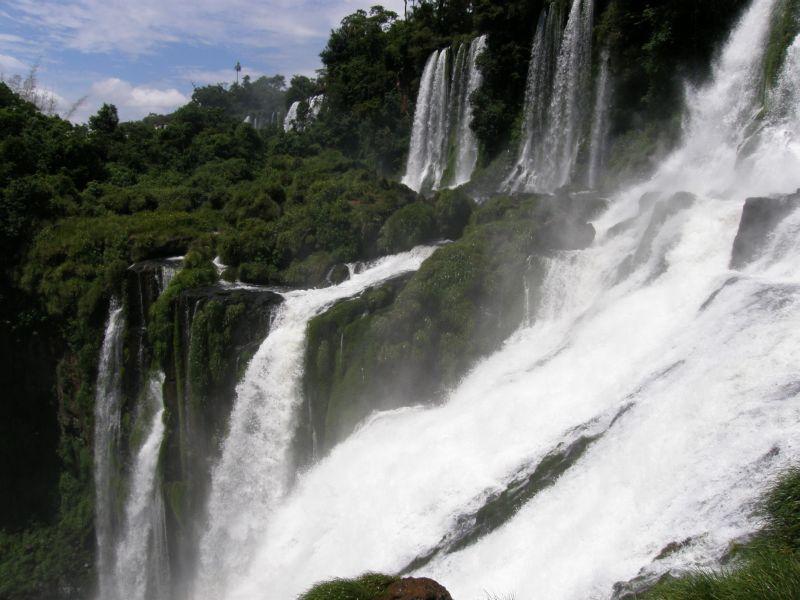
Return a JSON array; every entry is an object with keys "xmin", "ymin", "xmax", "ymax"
[
  {"xmin": 451, "ymin": 35, "xmax": 488, "ymax": 188},
  {"xmin": 403, "ymin": 48, "xmax": 450, "ymax": 192},
  {"xmin": 283, "ymin": 95, "xmax": 324, "ymax": 132},
  {"xmin": 402, "ymin": 36, "xmax": 486, "ymax": 193},
  {"xmin": 195, "ymin": 245, "xmax": 438, "ymax": 598},
  {"xmin": 283, "ymin": 101, "xmax": 300, "ymax": 132},
  {"xmin": 94, "ymin": 302, "xmax": 125, "ymax": 599},
  {"xmin": 112, "ymin": 373, "xmax": 168, "ymax": 600},
  {"xmin": 587, "ymin": 47, "xmax": 611, "ymax": 189},
  {"xmin": 215, "ymin": 0, "xmax": 800, "ymax": 597},
  {"xmin": 506, "ymin": 0, "xmax": 595, "ymax": 193}
]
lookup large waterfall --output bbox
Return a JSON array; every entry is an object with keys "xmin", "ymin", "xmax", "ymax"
[
  {"xmin": 505, "ymin": 0, "xmax": 595, "ymax": 193},
  {"xmin": 194, "ymin": 246, "xmax": 437, "ymax": 599},
  {"xmin": 402, "ymin": 36, "xmax": 487, "ymax": 193},
  {"xmin": 199, "ymin": 0, "xmax": 800, "ymax": 597}
]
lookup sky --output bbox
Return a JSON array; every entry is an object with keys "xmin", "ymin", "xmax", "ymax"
[{"xmin": 0, "ymin": 0, "xmax": 406, "ymax": 122}]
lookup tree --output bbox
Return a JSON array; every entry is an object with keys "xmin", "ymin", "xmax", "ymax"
[{"xmin": 89, "ymin": 103, "xmax": 119, "ymax": 134}]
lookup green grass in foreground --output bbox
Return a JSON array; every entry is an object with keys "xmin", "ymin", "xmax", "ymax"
[{"xmin": 644, "ymin": 467, "xmax": 800, "ymax": 599}]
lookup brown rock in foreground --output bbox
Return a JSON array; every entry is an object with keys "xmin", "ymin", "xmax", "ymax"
[{"xmin": 377, "ymin": 577, "xmax": 453, "ymax": 600}]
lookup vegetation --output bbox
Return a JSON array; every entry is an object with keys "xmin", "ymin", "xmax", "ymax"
[
  {"xmin": 301, "ymin": 192, "xmax": 600, "ymax": 457},
  {"xmin": 298, "ymin": 573, "xmax": 399, "ymax": 600},
  {"xmin": 642, "ymin": 468, "xmax": 800, "ymax": 599}
]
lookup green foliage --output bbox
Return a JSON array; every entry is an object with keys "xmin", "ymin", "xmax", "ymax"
[
  {"xmin": 377, "ymin": 201, "xmax": 437, "ymax": 254},
  {"xmin": 192, "ymin": 74, "xmax": 287, "ymax": 125},
  {"xmin": 763, "ymin": 0, "xmax": 800, "ymax": 97},
  {"xmin": 149, "ymin": 250, "xmax": 219, "ymax": 367},
  {"xmin": 187, "ymin": 301, "xmax": 244, "ymax": 404},
  {"xmin": 304, "ymin": 195, "xmax": 552, "ymax": 452},
  {"xmin": 298, "ymin": 572, "xmax": 398, "ymax": 600},
  {"xmin": 643, "ymin": 468, "xmax": 800, "ymax": 600}
]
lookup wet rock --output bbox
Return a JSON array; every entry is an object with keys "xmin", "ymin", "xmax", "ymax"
[
  {"xmin": 730, "ymin": 191, "xmax": 800, "ymax": 268},
  {"xmin": 377, "ymin": 577, "xmax": 453, "ymax": 600},
  {"xmin": 327, "ymin": 263, "xmax": 351, "ymax": 285}
]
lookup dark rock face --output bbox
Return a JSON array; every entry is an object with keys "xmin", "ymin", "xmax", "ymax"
[
  {"xmin": 377, "ymin": 577, "xmax": 453, "ymax": 600},
  {"xmin": 730, "ymin": 191, "xmax": 800, "ymax": 269}
]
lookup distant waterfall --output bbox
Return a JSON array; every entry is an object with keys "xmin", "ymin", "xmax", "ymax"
[
  {"xmin": 506, "ymin": 0, "xmax": 595, "ymax": 193},
  {"xmin": 402, "ymin": 35, "xmax": 487, "ymax": 193},
  {"xmin": 93, "ymin": 301, "xmax": 125, "ymax": 599},
  {"xmin": 587, "ymin": 47, "xmax": 611, "ymax": 189},
  {"xmin": 283, "ymin": 101, "xmax": 300, "ymax": 132},
  {"xmin": 284, "ymin": 95, "xmax": 325, "ymax": 132},
  {"xmin": 195, "ymin": 246, "xmax": 437, "ymax": 599}
]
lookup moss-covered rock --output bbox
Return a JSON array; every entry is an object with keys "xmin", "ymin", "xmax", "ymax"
[
  {"xmin": 300, "ymin": 193, "xmax": 601, "ymax": 460},
  {"xmin": 377, "ymin": 202, "xmax": 438, "ymax": 254}
]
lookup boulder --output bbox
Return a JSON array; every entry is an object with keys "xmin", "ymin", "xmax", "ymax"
[
  {"xmin": 730, "ymin": 191, "xmax": 800, "ymax": 268},
  {"xmin": 377, "ymin": 577, "xmax": 453, "ymax": 600}
]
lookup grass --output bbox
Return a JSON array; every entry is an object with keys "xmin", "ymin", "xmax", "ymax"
[
  {"xmin": 298, "ymin": 573, "xmax": 398, "ymax": 600},
  {"xmin": 643, "ymin": 467, "xmax": 800, "ymax": 599}
]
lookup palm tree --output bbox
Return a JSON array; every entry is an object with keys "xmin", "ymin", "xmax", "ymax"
[{"xmin": 234, "ymin": 61, "xmax": 242, "ymax": 85}]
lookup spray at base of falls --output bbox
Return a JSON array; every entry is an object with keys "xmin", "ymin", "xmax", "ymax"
[
  {"xmin": 194, "ymin": 245, "xmax": 438, "ymax": 599},
  {"xmin": 207, "ymin": 0, "xmax": 800, "ymax": 597},
  {"xmin": 402, "ymin": 35, "xmax": 487, "ymax": 193},
  {"xmin": 505, "ymin": 0, "xmax": 595, "ymax": 193}
]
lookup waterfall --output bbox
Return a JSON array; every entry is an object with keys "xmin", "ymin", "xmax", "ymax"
[
  {"xmin": 587, "ymin": 47, "xmax": 611, "ymax": 189},
  {"xmin": 95, "ymin": 260, "xmax": 180, "ymax": 600},
  {"xmin": 283, "ymin": 95, "xmax": 324, "ymax": 132},
  {"xmin": 111, "ymin": 373, "xmax": 168, "ymax": 600},
  {"xmin": 283, "ymin": 101, "xmax": 300, "ymax": 132},
  {"xmin": 219, "ymin": 0, "xmax": 800, "ymax": 598},
  {"xmin": 402, "ymin": 49, "xmax": 450, "ymax": 193},
  {"xmin": 506, "ymin": 0, "xmax": 595, "ymax": 193},
  {"xmin": 452, "ymin": 35, "xmax": 488, "ymax": 188},
  {"xmin": 194, "ymin": 245, "xmax": 438, "ymax": 599},
  {"xmin": 93, "ymin": 301, "xmax": 125, "ymax": 599},
  {"xmin": 402, "ymin": 36, "xmax": 487, "ymax": 193}
]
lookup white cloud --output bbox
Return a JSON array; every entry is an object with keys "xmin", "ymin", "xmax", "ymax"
[
  {"xmin": 75, "ymin": 77, "xmax": 189, "ymax": 121},
  {"xmin": 5, "ymin": 0, "xmax": 406, "ymax": 58},
  {"xmin": 0, "ymin": 53, "xmax": 27, "ymax": 73}
]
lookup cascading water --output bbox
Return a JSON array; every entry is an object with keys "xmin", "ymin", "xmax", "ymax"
[
  {"xmin": 216, "ymin": 0, "xmax": 800, "ymax": 597},
  {"xmin": 587, "ymin": 47, "xmax": 611, "ymax": 189},
  {"xmin": 402, "ymin": 49, "xmax": 450, "ymax": 192},
  {"xmin": 194, "ymin": 246, "xmax": 438, "ymax": 599},
  {"xmin": 506, "ymin": 0, "xmax": 595, "ymax": 193},
  {"xmin": 451, "ymin": 35, "xmax": 488, "ymax": 188},
  {"xmin": 94, "ymin": 301, "xmax": 125, "ymax": 599},
  {"xmin": 283, "ymin": 95, "xmax": 324, "ymax": 132},
  {"xmin": 111, "ymin": 373, "xmax": 169, "ymax": 600},
  {"xmin": 283, "ymin": 101, "xmax": 300, "ymax": 132},
  {"xmin": 402, "ymin": 36, "xmax": 486, "ymax": 193},
  {"xmin": 96, "ymin": 261, "xmax": 179, "ymax": 600}
]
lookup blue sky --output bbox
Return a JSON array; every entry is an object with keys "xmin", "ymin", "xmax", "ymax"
[{"xmin": 0, "ymin": 0, "xmax": 406, "ymax": 122}]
